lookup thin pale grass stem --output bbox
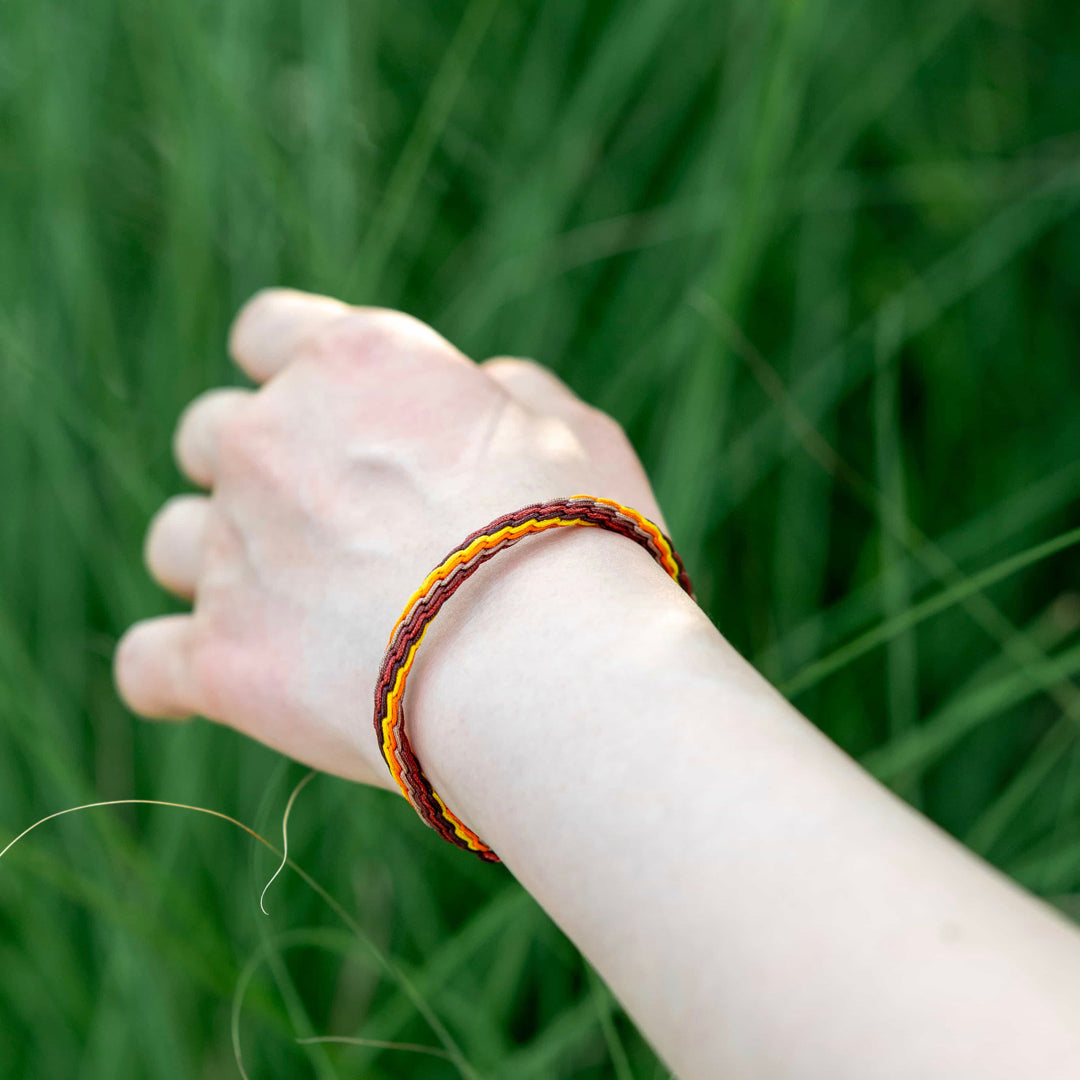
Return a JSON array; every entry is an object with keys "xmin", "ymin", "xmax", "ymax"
[
  {"xmin": 0, "ymin": 799, "xmax": 274, "ymax": 864},
  {"xmin": 297, "ymin": 1036, "xmax": 453, "ymax": 1060},
  {"xmin": 0, "ymin": 798, "xmax": 481, "ymax": 1080},
  {"xmin": 259, "ymin": 769, "xmax": 315, "ymax": 916}
]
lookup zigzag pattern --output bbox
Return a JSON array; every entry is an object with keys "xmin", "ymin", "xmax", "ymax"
[{"xmin": 373, "ymin": 496, "xmax": 695, "ymax": 863}]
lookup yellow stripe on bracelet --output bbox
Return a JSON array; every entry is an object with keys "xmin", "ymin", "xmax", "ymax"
[
  {"xmin": 373, "ymin": 496, "xmax": 695, "ymax": 862},
  {"xmin": 576, "ymin": 495, "xmax": 682, "ymax": 579},
  {"xmin": 381, "ymin": 638, "xmax": 487, "ymax": 850},
  {"xmin": 387, "ymin": 515, "xmax": 595, "ymax": 642}
]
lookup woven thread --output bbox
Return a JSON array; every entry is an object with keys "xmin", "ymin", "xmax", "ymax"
[{"xmin": 373, "ymin": 495, "xmax": 695, "ymax": 862}]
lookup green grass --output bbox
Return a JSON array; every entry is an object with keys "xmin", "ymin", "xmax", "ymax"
[{"xmin": 2, "ymin": 0, "xmax": 1080, "ymax": 1076}]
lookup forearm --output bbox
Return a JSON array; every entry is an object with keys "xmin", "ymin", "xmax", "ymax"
[{"xmin": 411, "ymin": 528, "xmax": 1080, "ymax": 1080}]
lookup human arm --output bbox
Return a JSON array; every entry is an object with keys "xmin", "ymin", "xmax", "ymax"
[{"xmin": 116, "ymin": 288, "xmax": 1080, "ymax": 1080}]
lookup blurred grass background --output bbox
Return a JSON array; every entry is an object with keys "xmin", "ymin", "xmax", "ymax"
[{"xmin": 2, "ymin": 0, "xmax": 1080, "ymax": 1076}]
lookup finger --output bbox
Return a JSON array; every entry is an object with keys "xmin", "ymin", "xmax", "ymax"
[
  {"xmin": 174, "ymin": 387, "xmax": 252, "ymax": 487},
  {"xmin": 228, "ymin": 287, "xmax": 352, "ymax": 382},
  {"xmin": 114, "ymin": 615, "xmax": 202, "ymax": 720},
  {"xmin": 144, "ymin": 494, "xmax": 210, "ymax": 600},
  {"xmin": 482, "ymin": 356, "xmax": 584, "ymax": 420}
]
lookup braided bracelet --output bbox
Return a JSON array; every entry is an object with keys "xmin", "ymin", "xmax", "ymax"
[{"xmin": 373, "ymin": 495, "xmax": 695, "ymax": 863}]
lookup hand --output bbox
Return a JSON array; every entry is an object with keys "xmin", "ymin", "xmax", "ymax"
[{"xmin": 115, "ymin": 288, "xmax": 666, "ymax": 787}]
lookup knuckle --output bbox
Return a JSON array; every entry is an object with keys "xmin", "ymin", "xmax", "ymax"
[
  {"xmin": 214, "ymin": 404, "xmax": 276, "ymax": 476},
  {"xmin": 483, "ymin": 357, "xmax": 584, "ymax": 417},
  {"xmin": 484, "ymin": 355, "xmax": 538, "ymax": 376},
  {"xmin": 187, "ymin": 630, "xmax": 247, "ymax": 723},
  {"xmin": 311, "ymin": 311, "xmax": 394, "ymax": 358},
  {"xmin": 200, "ymin": 511, "xmax": 236, "ymax": 567},
  {"xmin": 588, "ymin": 405, "xmax": 630, "ymax": 443},
  {"xmin": 306, "ymin": 308, "xmax": 461, "ymax": 371},
  {"xmin": 487, "ymin": 355, "xmax": 558, "ymax": 387},
  {"xmin": 187, "ymin": 633, "xmax": 223, "ymax": 713}
]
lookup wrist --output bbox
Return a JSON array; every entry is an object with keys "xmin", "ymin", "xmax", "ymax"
[{"xmin": 404, "ymin": 523, "xmax": 715, "ymax": 854}]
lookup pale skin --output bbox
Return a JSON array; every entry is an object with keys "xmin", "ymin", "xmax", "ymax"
[{"xmin": 116, "ymin": 288, "xmax": 1080, "ymax": 1080}]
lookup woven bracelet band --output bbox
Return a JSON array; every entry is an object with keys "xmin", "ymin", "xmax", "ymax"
[{"xmin": 373, "ymin": 495, "xmax": 695, "ymax": 863}]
